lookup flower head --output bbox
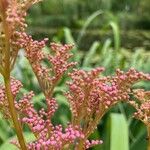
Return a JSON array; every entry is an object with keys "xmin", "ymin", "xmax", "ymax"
[
  {"xmin": 129, "ymin": 89, "xmax": 150, "ymax": 126},
  {"xmin": 66, "ymin": 68, "xmax": 150, "ymax": 137}
]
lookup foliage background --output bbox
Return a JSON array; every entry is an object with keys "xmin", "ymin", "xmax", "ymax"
[{"xmin": 0, "ymin": 0, "xmax": 150, "ymax": 149}]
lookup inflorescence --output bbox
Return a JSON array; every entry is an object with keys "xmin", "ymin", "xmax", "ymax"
[{"xmin": 0, "ymin": 0, "xmax": 150, "ymax": 150}]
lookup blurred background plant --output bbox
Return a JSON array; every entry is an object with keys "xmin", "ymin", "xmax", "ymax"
[{"xmin": 0, "ymin": 0, "xmax": 150, "ymax": 150}]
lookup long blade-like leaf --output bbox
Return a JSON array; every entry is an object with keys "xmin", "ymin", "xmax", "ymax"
[
  {"xmin": 83, "ymin": 41, "xmax": 100, "ymax": 67},
  {"xmin": 110, "ymin": 113, "xmax": 129, "ymax": 150}
]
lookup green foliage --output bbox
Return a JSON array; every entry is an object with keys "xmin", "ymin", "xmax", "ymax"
[
  {"xmin": 0, "ymin": 113, "xmax": 10, "ymax": 142},
  {"xmin": 109, "ymin": 21, "xmax": 120, "ymax": 52},
  {"xmin": 129, "ymin": 121, "xmax": 147, "ymax": 150},
  {"xmin": 109, "ymin": 113, "xmax": 129, "ymax": 150},
  {"xmin": 10, "ymin": 25, "xmax": 150, "ymax": 150},
  {"xmin": 55, "ymin": 21, "xmax": 150, "ymax": 75},
  {"xmin": 77, "ymin": 10, "xmax": 103, "ymax": 44},
  {"xmin": 0, "ymin": 1, "xmax": 150, "ymax": 149},
  {"xmin": 83, "ymin": 41, "xmax": 100, "ymax": 67},
  {"xmin": 63, "ymin": 28, "xmax": 81, "ymax": 62},
  {"xmin": 0, "ymin": 132, "xmax": 35, "ymax": 150},
  {"xmin": 28, "ymin": 0, "xmax": 150, "ymax": 30}
]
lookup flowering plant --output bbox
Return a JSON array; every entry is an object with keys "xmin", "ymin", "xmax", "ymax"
[{"xmin": 0, "ymin": 0, "xmax": 150, "ymax": 150}]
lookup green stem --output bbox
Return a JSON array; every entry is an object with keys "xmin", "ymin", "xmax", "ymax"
[
  {"xmin": 0, "ymin": 4, "xmax": 27, "ymax": 149},
  {"xmin": 4, "ymin": 77, "xmax": 27, "ymax": 150}
]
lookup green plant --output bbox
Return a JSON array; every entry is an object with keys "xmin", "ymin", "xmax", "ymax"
[{"xmin": 0, "ymin": 1, "xmax": 150, "ymax": 150}]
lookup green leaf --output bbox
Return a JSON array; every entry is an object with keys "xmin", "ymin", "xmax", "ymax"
[
  {"xmin": 56, "ymin": 94, "xmax": 69, "ymax": 106},
  {"xmin": 63, "ymin": 27, "xmax": 76, "ymax": 45},
  {"xmin": 109, "ymin": 21, "xmax": 120, "ymax": 52},
  {"xmin": 53, "ymin": 95, "xmax": 70, "ymax": 126},
  {"xmin": 130, "ymin": 49, "xmax": 143, "ymax": 68},
  {"xmin": 101, "ymin": 38, "xmax": 112, "ymax": 57},
  {"xmin": 63, "ymin": 27, "xmax": 81, "ymax": 62},
  {"xmin": 101, "ymin": 49, "xmax": 113, "ymax": 68},
  {"xmin": 110, "ymin": 113, "xmax": 129, "ymax": 150},
  {"xmin": 130, "ymin": 121, "xmax": 147, "ymax": 150},
  {"xmin": 83, "ymin": 41, "xmax": 100, "ymax": 67},
  {"xmin": 0, "ymin": 132, "xmax": 35, "ymax": 150},
  {"xmin": 0, "ymin": 113, "xmax": 10, "ymax": 141},
  {"xmin": 32, "ymin": 93, "xmax": 46, "ymax": 108},
  {"xmin": 77, "ymin": 10, "xmax": 103, "ymax": 45}
]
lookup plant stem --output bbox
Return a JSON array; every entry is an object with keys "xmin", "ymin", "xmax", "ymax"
[
  {"xmin": 1, "ymin": 4, "xmax": 27, "ymax": 149},
  {"xmin": 4, "ymin": 77, "xmax": 27, "ymax": 150},
  {"xmin": 75, "ymin": 140, "xmax": 85, "ymax": 150},
  {"xmin": 147, "ymin": 126, "xmax": 150, "ymax": 150}
]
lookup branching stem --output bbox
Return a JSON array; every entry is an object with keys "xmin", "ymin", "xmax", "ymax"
[
  {"xmin": 4, "ymin": 77, "xmax": 27, "ymax": 150},
  {"xmin": 2, "ymin": 7, "xmax": 27, "ymax": 149}
]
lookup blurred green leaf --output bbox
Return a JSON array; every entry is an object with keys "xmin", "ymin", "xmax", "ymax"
[
  {"xmin": 0, "ymin": 132, "xmax": 35, "ymax": 150},
  {"xmin": 109, "ymin": 21, "xmax": 120, "ymax": 52},
  {"xmin": 101, "ymin": 38, "xmax": 112, "ymax": 57},
  {"xmin": 0, "ymin": 113, "xmax": 10, "ymax": 142},
  {"xmin": 63, "ymin": 27, "xmax": 76, "ymax": 45},
  {"xmin": 77, "ymin": 10, "xmax": 103, "ymax": 44},
  {"xmin": 110, "ymin": 113, "xmax": 129, "ymax": 150},
  {"xmin": 83, "ymin": 41, "xmax": 100, "ymax": 67},
  {"xmin": 63, "ymin": 27, "xmax": 81, "ymax": 62}
]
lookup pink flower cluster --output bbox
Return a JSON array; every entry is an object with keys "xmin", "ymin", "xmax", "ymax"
[
  {"xmin": 27, "ymin": 125, "xmax": 84, "ymax": 150},
  {"xmin": 0, "ymin": 0, "xmax": 42, "ymax": 70},
  {"xmin": 0, "ymin": 78, "xmax": 22, "ymax": 118},
  {"xmin": 66, "ymin": 68, "xmax": 150, "ymax": 137},
  {"xmin": 129, "ymin": 89, "xmax": 150, "ymax": 126},
  {"xmin": 1, "ymin": 0, "xmax": 150, "ymax": 149},
  {"xmin": 0, "ymin": 57, "xmax": 149, "ymax": 150},
  {"xmin": 2, "ymin": 0, "xmax": 41, "ymax": 31},
  {"xmin": 0, "ymin": 78, "xmax": 87, "ymax": 149},
  {"xmin": 16, "ymin": 32, "xmax": 76, "ymax": 98},
  {"xmin": 85, "ymin": 140, "xmax": 103, "ymax": 149},
  {"xmin": 6, "ymin": 1, "xmax": 27, "ymax": 32}
]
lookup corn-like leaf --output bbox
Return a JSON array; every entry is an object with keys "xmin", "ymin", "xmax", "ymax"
[{"xmin": 110, "ymin": 113, "xmax": 129, "ymax": 150}]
